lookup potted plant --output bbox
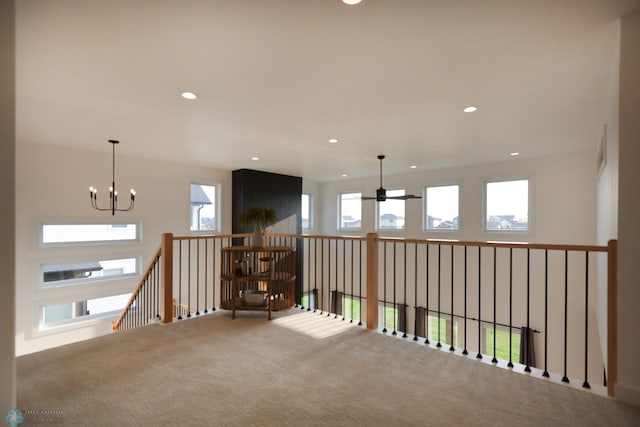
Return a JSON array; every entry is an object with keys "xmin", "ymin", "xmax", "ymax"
[{"xmin": 239, "ymin": 205, "xmax": 277, "ymax": 247}]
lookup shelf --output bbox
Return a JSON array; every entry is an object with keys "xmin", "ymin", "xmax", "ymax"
[{"xmin": 219, "ymin": 246, "xmax": 296, "ymax": 320}]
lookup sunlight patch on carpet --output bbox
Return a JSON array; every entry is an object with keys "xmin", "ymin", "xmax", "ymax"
[{"xmin": 272, "ymin": 311, "xmax": 356, "ymax": 339}]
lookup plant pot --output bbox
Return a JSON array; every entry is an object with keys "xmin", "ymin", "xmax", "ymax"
[{"xmin": 252, "ymin": 227, "xmax": 264, "ymax": 248}]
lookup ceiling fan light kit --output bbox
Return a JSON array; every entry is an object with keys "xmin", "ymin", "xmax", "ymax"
[{"xmin": 362, "ymin": 155, "xmax": 421, "ymax": 202}]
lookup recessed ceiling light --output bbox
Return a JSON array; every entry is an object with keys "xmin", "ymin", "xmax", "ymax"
[
  {"xmin": 342, "ymin": 0, "xmax": 362, "ymax": 5},
  {"xmin": 510, "ymin": 152, "xmax": 520, "ymax": 157},
  {"xmin": 329, "ymin": 138, "xmax": 339, "ymax": 144},
  {"xmin": 463, "ymin": 106, "xmax": 477, "ymax": 113},
  {"xmin": 251, "ymin": 156, "xmax": 260, "ymax": 161},
  {"xmin": 181, "ymin": 91, "xmax": 197, "ymax": 100},
  {"xmin": 410, "ymin": 165, "xmax": 417, "ymax": 169},
  {"xmin": 341, "ymin": 173, "xmax": 348, "ymax": 177}
]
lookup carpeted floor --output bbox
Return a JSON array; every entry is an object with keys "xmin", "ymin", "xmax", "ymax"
[{"xmin": 17, "ymin": 310, "xmax": 640, "ymax": 426}]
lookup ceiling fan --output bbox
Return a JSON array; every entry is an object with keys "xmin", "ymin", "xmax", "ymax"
[{"xmin": 361, "ymin": 155, "xmax": 422, "ymax": 202}]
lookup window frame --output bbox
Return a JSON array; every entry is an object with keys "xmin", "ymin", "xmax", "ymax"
[
  {"xmin": 40, "ymin": 256, "xmax": 140, "ymax": 289},
  {"xmin": 40, "ymin": 292, "xmax": 134, "ymax": 329},
  {"xmin": 337, "ymin": 192, "xmax": 362, "ymax": 231},
  {"xmin": 378, "ymin": 303, "xmax": 399, "ymax": 330},
  {"xmin": 40, "ymin": 222, "xmax": 140, "ymax": 247},
  {"xmin": 375, "ymin": 188, "xmax": 406, "ymax": 231},
  {"xmin": 423, "ymin": 183, "xmax": 461, "ymax": 232},
  {"xmin": 481, "ymin": 324, "xmax": 521, "ymax": 362},
  {"xmin": 426, "ymin": 314, "xmax": 458, "ymax": 346},
  {"xmin": 302, "ymin": 193, "xmax": 313, "ymax": 231},
  {"xmin": 190, "ymin": 182, "xmax": 220, "ymax": 233},
  {"xmin": 483, "ymin": 177, "xmax": 531, "ymax": 234}
]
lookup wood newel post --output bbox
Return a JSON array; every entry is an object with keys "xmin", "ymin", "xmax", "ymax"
[
  {"xmin": 607, "ymin": 239, "xmax": 618, "ymax": 397},
  {"xmin": 161, "ymin": 233, "xmax": 174, "ymax": 324},
  {"xmin": 366, "ymin": 232, "xmax": 379, "ymax": 330}
]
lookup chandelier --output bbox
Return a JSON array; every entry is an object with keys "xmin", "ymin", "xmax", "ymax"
[{"xmin": 89, "ymin": 139, "xmax": 135, "ymax": 215}]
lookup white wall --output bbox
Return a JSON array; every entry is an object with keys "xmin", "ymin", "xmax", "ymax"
[
  {"xmin": 616, "ymin": 8, "xmax": 640, "ymax": 407},
  {"xmin": 15, "ymin": 141, "xmax": 232, "ymax": 355},
  {"xmin": 596, "ymin": 20, "xmax": 620, "ymax": 390},
  {"xmin": 318, "ymin": 151, "xmax": 596, "ymax": 245},
  {"xmin": 1, "ymin": 0, "xmax": 16, "ymax": 412},
  {"xmin": 302, "ymin": 179, "xmax": 321, "ymax": 234},
  {"xmin": 313, "ymin": 151, "xmax": 604, "ymax": 383}
]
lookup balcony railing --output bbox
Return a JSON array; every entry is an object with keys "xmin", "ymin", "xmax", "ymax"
[{"xmin": 113, "ymin": 232, "xmax": 617, "ymax": 397}]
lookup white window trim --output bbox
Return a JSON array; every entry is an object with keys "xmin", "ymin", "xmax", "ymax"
[
  {"xmin": 375, "ymin": 188, "xmax": 406, "ymax": 232},
  {"xmin": 190, "ymin": 182, "xmax": 220, "ymax": 233},
  {"xmin": 337, "ymin": 191, "xmax": 363, "ymax": 231},
  {"xmin": 482, "ymin": 177, "xmax": 533, "ymax": 235},
  {"xmin": 302, "ymin": 193, "xmax": 313, "ymax": 231},
  {"xmin": 35, "ymin": 292, "xmax": 134, "ymax": 336},
  {"xmin": 423, "ymin": 183, "xmax": 462, "ymax": 233},
  {"xmin": 40, "ymin": 222, "xmax": 140, "ymax": 247},
  {"xmin": 39, "ymin": 256, "xmax": 140, "ymax": 289}
]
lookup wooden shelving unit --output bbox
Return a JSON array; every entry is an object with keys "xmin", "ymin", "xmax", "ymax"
[{"xmin": 220, "ymin": 246, "xmax": 296, "ymax": 320}]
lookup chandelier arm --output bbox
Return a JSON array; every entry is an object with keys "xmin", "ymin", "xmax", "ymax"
[{"xmin": 89, "ymin": 139, "xmax": 135, "ymax": 215}]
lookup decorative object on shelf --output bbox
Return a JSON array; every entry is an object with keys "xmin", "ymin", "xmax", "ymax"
[
  {"xmin": 239, "ymin": 205, "xmax": 277, "ymax": 247},
  {"xmin": 361, "ymin": 155, "xmax": 421, "ymax": 202},
  {"xmin": 240, "ymin": 290, "xmax": 268, "ymax": 306},
  {"xmin": 220, "ymin": 246, "xmax": 296, "ymax": 320},
  {"xmin": 89, "ymin": 139, "xmax": 136, "ymax": 215}
]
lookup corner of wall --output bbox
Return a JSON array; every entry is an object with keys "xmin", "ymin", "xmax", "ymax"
[{"xmin": 0, "ymin": 0, "xmax": 16, "ymax": 412}]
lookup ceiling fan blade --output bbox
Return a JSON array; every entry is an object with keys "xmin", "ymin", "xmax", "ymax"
[
  {"xmin": 388, "ymin": 194, "xmax": 422, "ymax": 200},
  {"xmin": 361, "ymin": 196, "xmax": 377, "ymax": 200}
]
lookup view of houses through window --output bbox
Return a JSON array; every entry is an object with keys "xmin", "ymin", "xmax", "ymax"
[
  {"xmin": 339, "ymin": 192, "xmax": 362, "ymax": 229},
  {"xmin": 41, "ymin": 257, "xmax": 137, "ymax": 287},
  {"xmin": 485, "ymin": 179, "xmax": 529, "ymax": 231},
  {"xmin": 425, "ymin": 185, "xmax": 459, "ymax": 230},
  {"xmin": 377, "ymin": 189, "xmax": 405, "ymax": 230},
  {"xmin": 190, "ymin": 183, "xmax": 217, "ymax": 231}
]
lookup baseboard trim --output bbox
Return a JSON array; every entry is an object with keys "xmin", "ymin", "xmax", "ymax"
[{"xmin": 615, "ymin": 383, "xmax": 640, "ymax": 408}]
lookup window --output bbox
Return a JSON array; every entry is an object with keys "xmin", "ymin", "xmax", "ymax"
[
  {"xmin": 483, "ymin": 326, "xmax": 521, "ymax": 361},
  {"xmin": 300, "ymin": 289, "xmax": 319, "ymax": 310},
  {"xmin": 377, "ymin": 189, "xmax": 405, "ymax": 230},
  {"xmin": 427, "ymin": 315, "xmax": 457, "ymax": 345},
  {"xmin": 41, "ymin": 257, "xmax": 138, "ymax": 288},
  {"xmin": 190, "ymin": 183, "xmax": 218, "ymax": 231},
  {"xmin": 342, "ymin": 295, "xmax": 361, "ymax": 321},
  {"xmin": 42, "ymin": 223, "xmax": 138, "ymax": 245},
  {"xmin": 425, "ymin": 185, "xmax": 459, "ymax": 230},
  {"xmin": 42, "ymin": 293, "xmax": 132, "ymax": 327},
  {"xmin": 378, "ymin": 304, "xmax": 399, "ymax": 330},
  {"xmin": 339, "ymin": 192, "xmax": 362, "ymax": 230},
  {"xmin": 485, "ymin": 179, "xmax": 529, "ymax": 231},
  {"xmin": 302, "ymin": 193, "xmax": 312, "ymax": 230}
]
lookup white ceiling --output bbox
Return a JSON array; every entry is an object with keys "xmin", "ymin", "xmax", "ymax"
[{"xmin": 15, "ymin": 0, "xmax": 639, "ymax": 182}]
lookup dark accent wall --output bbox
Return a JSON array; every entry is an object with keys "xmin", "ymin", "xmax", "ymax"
[
  {"xmin": 232, "ymin": 169, "xmax": 303, "ymax": 301},
  {"xmin": 232, "ymin": 169, "xmax": 302, "ymax": 233}
]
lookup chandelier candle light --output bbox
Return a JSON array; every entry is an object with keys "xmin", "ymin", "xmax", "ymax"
[{"xmin": 89, "ymin": 139, "xmax": 135, "ymax": 215}]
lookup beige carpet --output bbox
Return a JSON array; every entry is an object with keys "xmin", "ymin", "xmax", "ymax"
[{"xmin": 17, "ymin": 310, "xmax": 640, "ymax": 427}]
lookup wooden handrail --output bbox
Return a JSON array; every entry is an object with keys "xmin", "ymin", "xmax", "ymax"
[
  {"xmin": 112, "ymin": 247, "xmax": 162, "ymax": 332},
  {"xmin": 113, "ymin": 231, "xmax": 619, "ymax": 396},
  {"xmin": 171, "ymin": 233, "xmax": 252, "ymax": 241},
  {"xmin": 172, "ymin": 298, "xmax": 197, "ymax": 317},
  {"xmin": 266, "ymin": 232, "xmax": 608, "ymax": 252}
]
